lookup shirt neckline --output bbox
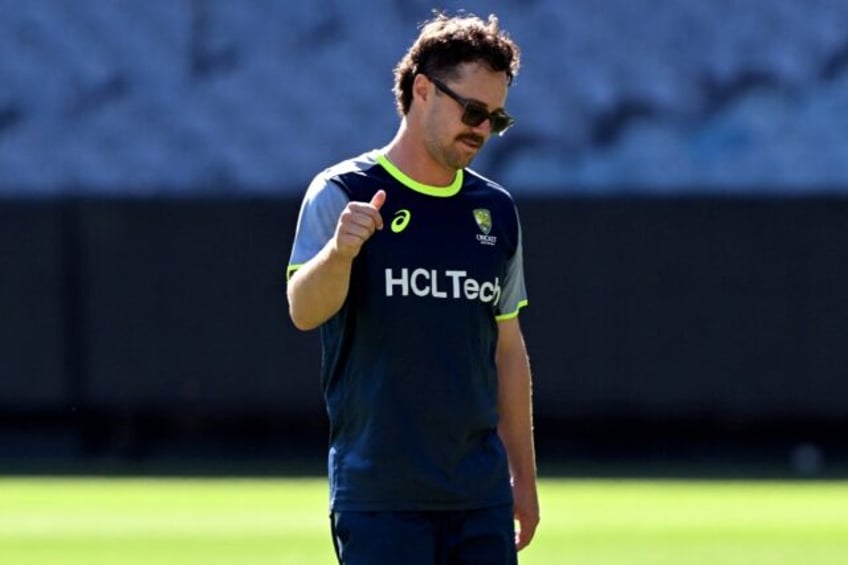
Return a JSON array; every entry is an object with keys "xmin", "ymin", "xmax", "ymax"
[{"xmin": 375, "ymin": 153, "xmax": 463, "ymax": 197}]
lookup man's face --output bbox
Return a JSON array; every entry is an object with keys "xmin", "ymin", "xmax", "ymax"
[{"xmin": 421, "ymin": 63, "xmax": 510, "ymax": 171}]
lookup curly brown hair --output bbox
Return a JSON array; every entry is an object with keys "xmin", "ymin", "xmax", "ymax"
[{"xmin": 392, "ymin": 12, "xmax": 521, "ymax": 117}]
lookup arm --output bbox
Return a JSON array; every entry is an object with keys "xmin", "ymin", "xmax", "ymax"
[
  {"xmin": 496, "ymin": 317, "xmax": 540, "ymax": 551},
  {"xmin": 287, "ymin": 190, "xmax": 386, "ymax": 330},
  {"xmin": 287, "ymin": 240, "xmax": 357, "ymax": 330}
]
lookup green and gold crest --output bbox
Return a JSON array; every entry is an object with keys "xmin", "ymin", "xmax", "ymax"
[{"xmin": 473, "ymin": 208, "xmax": 492, "ymax": 235}]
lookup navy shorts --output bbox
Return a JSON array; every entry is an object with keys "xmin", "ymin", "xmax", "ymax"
[{"xmin": 330, "ymin": 504, "xmax": 517, "ymax": 565}]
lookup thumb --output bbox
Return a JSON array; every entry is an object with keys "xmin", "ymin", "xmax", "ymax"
[{"xmin": 370, "ymin": 189, "xmax": 386, "ymax": 211}]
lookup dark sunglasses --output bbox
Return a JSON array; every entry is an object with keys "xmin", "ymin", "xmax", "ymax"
[{"xmin": 426, "ymin": 75, "xmax": 515, "ymax": 136}]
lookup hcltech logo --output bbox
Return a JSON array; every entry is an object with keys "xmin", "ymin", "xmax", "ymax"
[
  {"xmin": 391, "ymin": 209, "xmax": 411, "ymax": 233},
  {"xmin": 385, "ymin": 268, "xmax": 501, "ymax": 305},
  {"xmin": 473, "ymin": 209, "xmax": 496, "ymax": 246}
]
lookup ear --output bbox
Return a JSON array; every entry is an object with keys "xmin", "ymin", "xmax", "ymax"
[{"xmin": 412, "ymin": 74, "xmax": 431, "ymax": 105}]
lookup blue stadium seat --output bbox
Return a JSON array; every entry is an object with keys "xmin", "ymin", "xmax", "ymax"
[{"xmin": 2, "ymin": 0, "xmax": 848, "ymax": 195}]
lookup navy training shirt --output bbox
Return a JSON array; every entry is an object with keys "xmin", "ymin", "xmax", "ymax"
[{"xmin": 288, "ymin": 150, "xmax": 528, "ymax": 511}]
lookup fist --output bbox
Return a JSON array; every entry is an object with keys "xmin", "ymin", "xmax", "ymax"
[{"xmin": 333, "ymin": 190, "xmax": 386, "ymax": 260}]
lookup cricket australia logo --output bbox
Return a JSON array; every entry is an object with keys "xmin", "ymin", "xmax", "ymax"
[{"xmin": 473, "ymin": 208, "xmax": 497, "ymax": 246}]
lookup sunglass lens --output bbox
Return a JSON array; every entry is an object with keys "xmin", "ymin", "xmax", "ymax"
[
  {"xmin": 491, "ymin": 114, "xmax": 512, "ymax": 134},
  {"xmin": 490, "ymin": 116, "xmax": 506, "ymax": 133},
  {"xmin": 462, "ymin": 105, "xmax": 489, "ymax": 127}
]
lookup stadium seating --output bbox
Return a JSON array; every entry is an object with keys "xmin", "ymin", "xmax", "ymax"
[{"xmin": 1, "ymin": 0, "xmax": 848, "ymax": 195}]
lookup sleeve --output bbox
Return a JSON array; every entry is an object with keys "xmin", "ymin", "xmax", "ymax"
[
  {"xmin": 286, "ymin": 175, "xmax": 350, "ymax": 281},
  {"xmin": 495, "ymin": 206, "xmax": 529, "ymax": 321}
]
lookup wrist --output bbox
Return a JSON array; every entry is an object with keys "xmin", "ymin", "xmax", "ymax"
[{"xmin": 326, "ymin": 240, "xmax": 357, "ymax": 264}]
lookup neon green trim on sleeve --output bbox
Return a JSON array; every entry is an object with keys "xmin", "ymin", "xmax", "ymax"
[
  {"xmin": 376, "ymin": 154, "xmax": 463, "ymax": 197},
  {"xmin": 286, "ymin": 264, "xmax": 302, "ymax": 281},
  {"xmin": 495, "ymin": 299, "xmax": 528, "ymax": 321}
]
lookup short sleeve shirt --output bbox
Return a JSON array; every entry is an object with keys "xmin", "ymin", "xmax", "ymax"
[{"xmin": 288, "ymin": 150, "xmax": 528, "ymax": 511}]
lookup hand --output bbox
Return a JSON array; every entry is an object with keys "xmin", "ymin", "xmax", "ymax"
[
  {"xmin": 333, "ymin": 190, "xmax": 386, "ymax": 260},
  {"xmin": 513, "ymin": 478, "xmax": 540, "ymax": 551}
]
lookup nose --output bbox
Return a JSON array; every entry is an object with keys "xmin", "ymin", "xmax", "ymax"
[{"xmin": 471, "ymin": 118, "xmax": 492, "ymax": 137}]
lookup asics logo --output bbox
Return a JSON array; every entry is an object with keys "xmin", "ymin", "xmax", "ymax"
[{"xmin": 391, "ymin": 209, "xmax": 412, "ymax": 233}]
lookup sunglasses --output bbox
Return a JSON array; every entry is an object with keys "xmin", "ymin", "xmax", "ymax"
[{"xmin": 426, "ymin": 75, "xmax": 515, "ymax": 136}]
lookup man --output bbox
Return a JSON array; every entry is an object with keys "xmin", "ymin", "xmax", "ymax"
[{"xmin": 287, "ymin": 12, "xmax": 539, "ymax": 564}]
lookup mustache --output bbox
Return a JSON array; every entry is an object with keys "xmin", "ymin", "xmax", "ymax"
[{"xmin": 457, "ymin": 134, "xmax": 485, "ymax": 147}]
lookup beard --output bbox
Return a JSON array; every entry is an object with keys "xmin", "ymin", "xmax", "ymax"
[
  {"xmin": 441, "ymin": 133, "xmax": 486, "ymax": 170},
  {"xmin": 422, "ymin": 115, "xmax": 487, "ymax": 172}
]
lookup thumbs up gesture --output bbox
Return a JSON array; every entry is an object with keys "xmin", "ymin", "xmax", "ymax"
[{"xmin": 333, "ymin": 190, "xmax": 386, "ymax": 260}]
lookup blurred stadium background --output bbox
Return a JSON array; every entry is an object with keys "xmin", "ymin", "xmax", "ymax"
[{"xmin": 3, "ymin": 0, "xmax": 848, "ymax": 480}]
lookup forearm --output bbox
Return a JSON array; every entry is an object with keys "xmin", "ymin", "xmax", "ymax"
[
  {"xmin": 287, "ymin": 240, "xmax": 354, "ymax": 330},
  {"xmin": 496, "ymin": 322, "xmax": 541, "ymax": 550},
  {"xmin": 497, "ymin": 347, "xmax": 537, "ymax": 483}
]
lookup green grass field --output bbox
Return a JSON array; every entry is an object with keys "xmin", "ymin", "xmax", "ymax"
[{"xmin": 1, "ymin": 477, "xmax": 847, "ymax": 564}]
